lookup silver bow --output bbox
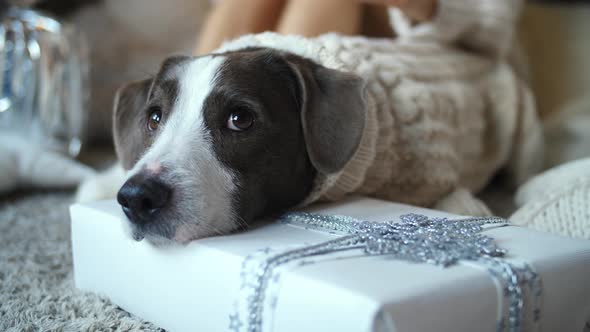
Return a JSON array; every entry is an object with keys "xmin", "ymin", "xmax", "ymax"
[{"xmin": 231, "ymin": 213, "xmax": 542, "ymax": 332}]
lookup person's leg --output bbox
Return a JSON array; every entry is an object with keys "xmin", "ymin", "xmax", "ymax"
[
  {"xmin": 277, "ymin": 0, "xmax": 362, "ymax": 37},
  {"xmin": 361, "ymin": 4, "xmax": 394, "ymax": 38},
  {"xmin": 196, "ymin": 0, "xmax": 286, "ymax": 54}
]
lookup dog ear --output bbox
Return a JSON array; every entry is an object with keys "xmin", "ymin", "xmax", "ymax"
[
  {"xmin": 288, "ymin": 59, "xmax": 367, "ymax": 174},
  {"xmin": 112, "ymin": 79, "xmax": 152, "ymax": 170}
]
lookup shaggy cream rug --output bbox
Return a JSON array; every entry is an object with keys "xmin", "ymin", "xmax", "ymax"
[{"xmin": 0, "ymin": 192, "xmax": 161, "ymax": 331}]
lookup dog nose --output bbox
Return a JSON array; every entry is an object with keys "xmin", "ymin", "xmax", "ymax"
[{"xmin": 117, "ymin": 174, "xmax": 171, "ymax": 224}]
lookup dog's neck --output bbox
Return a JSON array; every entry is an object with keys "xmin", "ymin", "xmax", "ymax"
[{"xmin": 301, "ymin": 94, "xmax": 379, "ymax": 205}]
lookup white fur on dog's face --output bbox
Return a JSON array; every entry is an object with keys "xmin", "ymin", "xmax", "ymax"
[
  {"xmin": 125, "ymin": 56, "xmax": 238, "ymax": 243},
  {"xmin": 113, "ymin": 48, "xmax": 367, "ymax": 245}
]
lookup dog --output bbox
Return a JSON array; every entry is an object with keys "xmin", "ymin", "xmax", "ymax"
[
  {"xmin": 77, "ymin": 32, "xmax": 543, "ymax": 245},
  {"xmin": 78, "ymin": 44, "xmax": 366, "ymax": 244}
]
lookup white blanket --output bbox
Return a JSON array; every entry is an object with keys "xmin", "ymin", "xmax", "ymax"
[{"xmin": 0, "ymin": 134, "xmax": 94, "ymax": 194}]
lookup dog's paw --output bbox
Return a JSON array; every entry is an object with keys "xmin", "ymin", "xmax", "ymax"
[
  {"xmin": 434, "ymin": 188, "xmax": 492, "ymax": 217},
  {"xmin": 75, "ymin": 164, "xmax": 127, "ymax": 203}
]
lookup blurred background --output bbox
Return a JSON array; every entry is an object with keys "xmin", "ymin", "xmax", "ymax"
[{"xmin": 521, "ymin": 1, "xmax": 590, "ymax": 118}]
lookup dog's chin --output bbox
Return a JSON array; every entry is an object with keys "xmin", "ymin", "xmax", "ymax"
[
  {"xmin": 122, "ymin": 222, "xmax": 177, "ymax": 246},
  {"xmin": 144, "ymin": 233, "xmax": 178, "ymax": 246},
  {"xmin": 172, "ymin": 223, "xmax": 204, "ymax": 244},
  {"xmin": 129, "ymin": 228, "xmax": 175, "ymax": 246},
  {"xmin": 123, "ymin": 221, "xmax": 225, "ymax": 246}
]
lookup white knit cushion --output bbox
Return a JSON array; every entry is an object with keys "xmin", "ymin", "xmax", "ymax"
[{"xmin": 511, "ymin": 157, "xmax": 590, "ymax": 239}]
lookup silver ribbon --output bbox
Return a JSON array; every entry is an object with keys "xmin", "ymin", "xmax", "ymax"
[{"xmin": 231, "ymin": 213, "xmax": 542, "ymax": 332}]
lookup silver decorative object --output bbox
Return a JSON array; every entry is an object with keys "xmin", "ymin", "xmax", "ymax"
[
  {"xmin": 0, "ymin": 3, "xmax": 88, "ymax": 156},
  {"xmin": 232, "ymin": 213, "xmax": 543, "ymax": 332}
]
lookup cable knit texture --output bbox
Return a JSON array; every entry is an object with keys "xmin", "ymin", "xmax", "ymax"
[
  {"xmin": 512, "ymin": 158, "xmax": 590, "ymax": 239},
  {"xmin": 219, "ymin": 0, "xmax": 543, "ymax": 215}
]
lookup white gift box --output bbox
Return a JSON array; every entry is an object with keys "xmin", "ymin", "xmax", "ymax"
[{"xmin": 70, "ymin": 197, "xmax": 590, "ymax": 332}]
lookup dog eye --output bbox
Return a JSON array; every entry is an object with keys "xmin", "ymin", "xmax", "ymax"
[
  {"xmin": 226, "ymin": 108, "xmax": 254, "ymax": 131},
  {"xmin": 147, "ymin": 107, "xmax": 162, "ymax": 131}
]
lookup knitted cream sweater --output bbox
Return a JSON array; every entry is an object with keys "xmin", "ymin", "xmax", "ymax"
[{"xmin": 219, "ymin": 0, "xmax": 543, "ymax": 214}]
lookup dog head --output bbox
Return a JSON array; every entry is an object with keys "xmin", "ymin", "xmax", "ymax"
[{"xmin": 113, "ymin": 48, "xmax": 367, "ymax": 244}]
